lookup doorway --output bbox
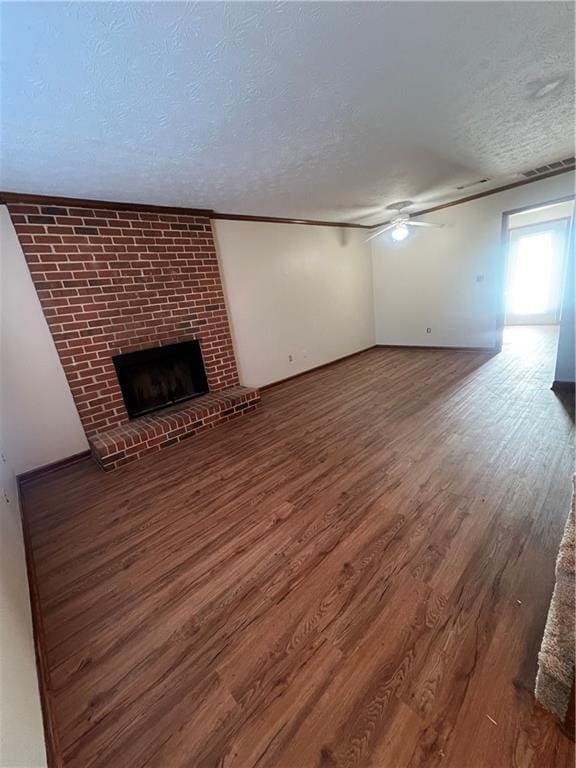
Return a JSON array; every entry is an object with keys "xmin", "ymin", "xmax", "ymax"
[
  {"xmin": 504, "ymin": 214, "xmax": 570, "ymax": 326},
  {"xmin": 498, "ymin": 198, "xmax": 574, "ymax": 386}
]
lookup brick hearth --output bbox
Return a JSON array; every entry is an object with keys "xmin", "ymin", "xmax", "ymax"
[
  {"xmin": 90, "ymin": 386, "xmax": 259, "ymax": 470},
  {"xmin": 9, "ymin": 201, "xmax": 260, "ymax": 468}
]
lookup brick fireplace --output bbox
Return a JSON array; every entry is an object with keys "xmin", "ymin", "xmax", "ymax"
[{"xmin": 8, "ymin": 201, "xmax": 259, "ymax": 469}]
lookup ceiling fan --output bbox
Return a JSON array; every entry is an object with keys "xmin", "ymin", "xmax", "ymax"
[{"xmin": 367, "ymin": 201, "xmax": 444, "ymax": 242}]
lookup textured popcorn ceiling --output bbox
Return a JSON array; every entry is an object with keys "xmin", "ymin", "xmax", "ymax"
[{"xmin": 2, "ymin": 1, "xmax": 574, "ymax": 224}]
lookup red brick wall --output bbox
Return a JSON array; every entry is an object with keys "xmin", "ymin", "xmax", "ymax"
[{"xmin": 8, "ymin": 203, "xmax": 240, "ymax": 437}]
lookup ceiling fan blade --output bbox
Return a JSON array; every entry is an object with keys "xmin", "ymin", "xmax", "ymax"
[
  {"xmin": 408, "ymin": 220, "xmax": 444, "ymax": 228},
  {"xmin": 366, "ymin": 223, "xmax": 395, "ymax": 241}
]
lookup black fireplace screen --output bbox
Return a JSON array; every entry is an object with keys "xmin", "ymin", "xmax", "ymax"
[{"xmin": 113, "ymin": 340, "xmax": 209, "ymax": 419}]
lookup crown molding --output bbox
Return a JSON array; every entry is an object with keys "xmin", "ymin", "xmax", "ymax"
[
  {"xmin": 370, "ymin": 165, "xmax": 575, "ymax": 230},
  {"xmin": 211, "ymin": 212, "xmax": 370, "ymax": 228},
  {"xmin": 0, "ymin": 191, "xmax": 214, "ymax": 217},
  {"xmin": 2, "ymin": 163, "xmax": 573, "ymax": 229},
  {"xmin": 0, "ymin": 190, "xmax": 370, "ymax": 228}
]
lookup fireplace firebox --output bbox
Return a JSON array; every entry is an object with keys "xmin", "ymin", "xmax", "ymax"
[{"xmin": 113, "ymin": 341, "xmax": 209, "ymax": 419}]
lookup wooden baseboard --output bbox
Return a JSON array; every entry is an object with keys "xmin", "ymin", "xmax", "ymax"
[
  {"xmin": 17, "ymin": 451, "xmax": 91, "ymax": 485},
  {"xmin": 375, "ymin": 343, "xmax": 497, "ymax": 353},
  {"xmin": 18, "ymin": 488, "xmax": 63, "ymax": 768},
  {"xmin": 260, "ymin": 346, "xmax": 377, "ymax": 391},
  {"xmin": 260, "ymin": 342, "xmax": 499, "ymax": 392}
]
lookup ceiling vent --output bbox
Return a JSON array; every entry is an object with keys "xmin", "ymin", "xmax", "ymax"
[
  {"xmin": 521, "ymin": 157, "xmax": 575, "ymax": 178},
  {"xmin": 455, "ymin": 178, "xmax": 490, "ymax": 191}
]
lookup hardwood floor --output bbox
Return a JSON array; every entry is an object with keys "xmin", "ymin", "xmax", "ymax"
[{"xmin": 21, "ymin": 325, "xmax": 574, "ymax": 768}]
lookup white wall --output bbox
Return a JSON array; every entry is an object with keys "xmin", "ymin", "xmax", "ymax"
[
  {"xmin": 371, "ymin": 173, "xmax": 575, "ymax": 349},
  {"xmin": 1, "ymin": 206, "xmax": 88, "ymax": 475},
  {"xmin": 215, "ymin": 221, "xmax": 374, "ymax": 387},
  {"xmin": 0, "ymin": 440, "xmax": 47, "ymax": 768},
  {"xmin": 0, "ymin": 212, "xmax": 47, "ymax": 767},
  {"xmin": 508, "ymin": 199, "xmax": 574, "ymax": 229}
]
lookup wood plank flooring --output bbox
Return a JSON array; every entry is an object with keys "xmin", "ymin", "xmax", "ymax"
[{"xmin": 21, "ymin": 325, "xmax": 574, "ymax": 768}]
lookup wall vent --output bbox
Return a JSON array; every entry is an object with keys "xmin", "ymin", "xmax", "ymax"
[
  {"xmin": 455, "ymin": 178, "xmax": 490, "ymax": 191},
  {"xmin": 521, "ymin": 157, "xmax": 575, "ymax": 178}
]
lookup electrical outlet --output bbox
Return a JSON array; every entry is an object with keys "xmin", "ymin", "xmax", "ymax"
[
  {"xmin": 288, "ymin": 354, "xmax": 293, "ymax": 362},
  {"xmin": 476, "ymin": 274, "xmax": 485, "ymax": 283},
  {"xmin": 426, "ymin": 327, "xmax": 432, "ymax": 334}
]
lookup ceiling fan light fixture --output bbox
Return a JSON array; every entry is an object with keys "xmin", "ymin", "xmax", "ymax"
[{"xmin": 391, "ymin": 224, "xmax": 410, "ymax": 242}]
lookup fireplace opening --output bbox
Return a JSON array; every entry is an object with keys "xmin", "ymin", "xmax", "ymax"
[{"xmin": 113, "ymin": 340, "xmax": 209, "ymax": 419}]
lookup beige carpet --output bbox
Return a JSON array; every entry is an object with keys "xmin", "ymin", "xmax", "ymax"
[{"xmin": 535, "ymin": 478, "xmax": 575, "ymax": 720}]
